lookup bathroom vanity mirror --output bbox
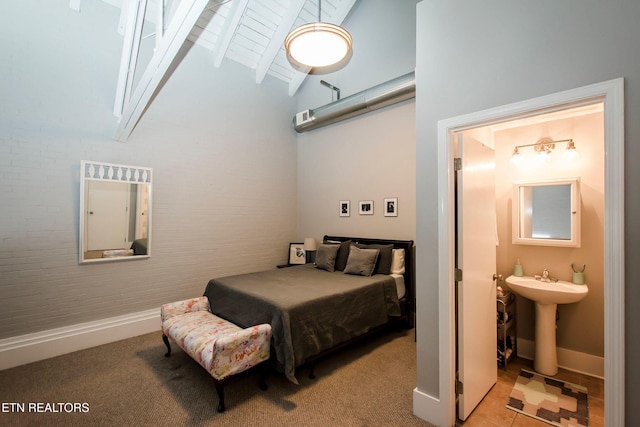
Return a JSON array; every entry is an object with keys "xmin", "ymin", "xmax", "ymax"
[
  {"xmin": 79, "ymin": 160, "xmax": 152, "ymax": 264},
  {"xmin": 512, "ymin": 178, "xmax": 580, "ymax": 247}
]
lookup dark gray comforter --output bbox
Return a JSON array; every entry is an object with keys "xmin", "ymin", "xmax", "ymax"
[{"xmin": 203, "ymin": 263, "xmax": 400, "ymax": 384}]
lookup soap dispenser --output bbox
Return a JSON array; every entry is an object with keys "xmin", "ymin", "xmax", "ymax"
[{"xmin": 513, "ymin": 258, "xmax": 523, "ymax": 277}]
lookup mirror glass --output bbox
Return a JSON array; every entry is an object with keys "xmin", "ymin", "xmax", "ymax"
[
  {"xmin": 512, "ymin": 178, "xmax": 580, "ymax": 247},
  {"xmin": 79, "ymin": 161, "xmax": 152, "ymax": 264}
]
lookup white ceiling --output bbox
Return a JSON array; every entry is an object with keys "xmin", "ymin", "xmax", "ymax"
[
  {"xmin": 103, "ymin": 0, "xmax": 358, "ymax": 96},
  {"xmin": 90, "ymin": 0, "xmax": 359, "ymax": 140}
]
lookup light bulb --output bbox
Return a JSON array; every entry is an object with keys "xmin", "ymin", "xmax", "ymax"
[
  {"xmin": 564, "ymin": 141, "xmax": 579, "ymax": 161},
  {"xmin": 536, "ymin": 150, "xmax": 551, "ymax": 165},
  {"xmin": 509, "ymin": 147, "xmax": 522, "ymax": 166}
]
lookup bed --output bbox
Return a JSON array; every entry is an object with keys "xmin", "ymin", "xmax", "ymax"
[{"xmin": 203, "ymin": 236, "xmax": 415, "ymax": 384}]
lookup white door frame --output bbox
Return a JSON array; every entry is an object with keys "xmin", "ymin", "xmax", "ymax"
[{"xmin": 436, "ymin": 78, "xmax": 625, "ymax": 426}]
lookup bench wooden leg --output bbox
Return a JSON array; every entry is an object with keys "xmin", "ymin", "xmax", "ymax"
[
  {"xmin": 214, "ymin": 379, "xmax": 228, "ymax": 412},
  {"xmin": 259, "ymin": 363, "xmax": 269, "ymax": 390},
  {"xmin": 162, "ymin": 334, "xmax": 171, "ymax": 357},
  {"xmin": 213, "ymin": 366, "xmax": 268, "ymax": 413}
]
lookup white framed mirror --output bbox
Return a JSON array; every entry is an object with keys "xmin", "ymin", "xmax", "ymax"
[
  {"xmin": 79, "ymin": 160, "xmax": 152, "ymax": 264},
  {"xmin": 512, "ymin": 177, "xmax": 580, "ymax": 247}
]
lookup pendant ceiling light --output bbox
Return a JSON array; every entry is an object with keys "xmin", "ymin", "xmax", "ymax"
[{"xmin": 285, "ymin": 0, "xmax": 353, "ymax": 68}]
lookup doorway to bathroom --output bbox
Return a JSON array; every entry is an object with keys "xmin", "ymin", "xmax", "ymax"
[{"xmin": 438, "ymin": 79, "xmax": 624, "ymax": 425}]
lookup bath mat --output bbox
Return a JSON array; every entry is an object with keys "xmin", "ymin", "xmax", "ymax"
[{"xmin": 506, "ymin": 369, "xmax": 589, "ymax": 427}]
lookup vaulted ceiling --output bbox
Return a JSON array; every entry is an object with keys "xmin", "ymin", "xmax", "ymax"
[
  {"xmin": 188, "ymin": 0, "xmax": 358, "ymax": 94},
  {"xmin": 89, "ymin": 0, "xmax": 358, "ymax": 141}
]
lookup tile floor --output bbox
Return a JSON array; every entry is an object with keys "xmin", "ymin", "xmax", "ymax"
[{"xmin": 456, "ymin": 357, "xmax": 604, "ymax": 427}]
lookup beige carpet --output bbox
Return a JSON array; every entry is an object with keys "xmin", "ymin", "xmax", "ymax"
[
  {"xmin": 0, "ymin": 327, "xmax": 434, "ymax": 426},
  {"xmin": 507, "ymin": 369, "xmax": 589, "ymax": 427}
]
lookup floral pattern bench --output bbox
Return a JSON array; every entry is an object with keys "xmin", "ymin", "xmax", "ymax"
[{"xmin": 161, "ymin": 296, "xmax": 272, "ymax": 412}]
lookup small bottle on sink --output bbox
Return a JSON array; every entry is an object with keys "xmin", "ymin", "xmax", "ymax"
[{"xmin": 513, "ymin": 258, "xmax": 523, "ymax": 277}]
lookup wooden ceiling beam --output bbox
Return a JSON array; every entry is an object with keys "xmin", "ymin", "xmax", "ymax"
[
  {"xmin": 255, "ymin": 0, "xmax": 306, "ymax": 84},
  {"xmin": 113, "ymin": 0, "xmax": 210, "ymax": 142},
  {"xmin": 113, "ymin": 0, "xmax": 148, "ymax": 119},
  {"xmin": 212, "ymin": 0, "xmax": 249, "ymax": 68}
]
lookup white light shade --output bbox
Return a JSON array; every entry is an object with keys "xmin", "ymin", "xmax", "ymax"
[
  {"xmin": 564, "ymin": 148, "xmax": 579, "ymax": 161},
  {"xmin": 509, "ymin": 147, "xmax": 522, "ymax": 166},
  {"xmin": 536, "ymin": 150, "xmax": 551, "ymax": 165},
  {"xmin": 564, "ymin": 141, "xmax": 580, "ymax": 161},
  {"xmin": 285, "ymin": 22, "xmax": 352, "ymax": 68},
  {"xmin": 304, "ymin": 237, "xmax": 318, "ymax": 251}
]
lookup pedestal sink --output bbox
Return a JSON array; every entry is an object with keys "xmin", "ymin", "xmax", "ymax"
[{"xmin": 505, "ymin": 275, "xmax": 588, "ymax": 376}]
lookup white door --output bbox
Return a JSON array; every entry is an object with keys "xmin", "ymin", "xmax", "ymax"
[
  {"xmin": 86, "ymin": 180, "xmax": 129, "ymax": 251},
  {"xmin": 135, "ymin": 183, "xmax": 149, "ymax": 240},
  {"xmin": 456, "ymin": 133, "xmax": 497, "ymax": 420}
]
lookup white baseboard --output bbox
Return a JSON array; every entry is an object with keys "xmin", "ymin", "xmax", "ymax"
[
  {"xmin": 413, "ymin": 387, "xmax": 448, "ymax": 427},
  {"xmin": 516, "ymin": 337, "xmax": 604, "ymax": 379},
  {"xmin": 0, "ymin": 309, "xmax": 161, "ymax": 371}
]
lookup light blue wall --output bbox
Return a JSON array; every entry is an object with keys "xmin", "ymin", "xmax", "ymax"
[
  {"xmin": 0, "ymin": 0, "xmax": 298, "ymax": 337},
  {"xmin": 416, "ymin": 0, "xmax": 639, "ymax": 423},
  {"xmin": 0, "ymin": 0, "xmax": 419, "ymax": 340}
]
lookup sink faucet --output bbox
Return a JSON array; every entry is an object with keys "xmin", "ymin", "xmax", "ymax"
[{"xmin": 535, "ymin": 268, "xmax": 558, "ymax": 283}]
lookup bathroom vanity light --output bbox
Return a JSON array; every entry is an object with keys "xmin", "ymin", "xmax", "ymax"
[
  {"xmin": 563, "ymin": 140, "xmax": 580, "ymax": 161},
  {"xmin": 285, "ymin": 0, "xmax": 352, "ymax": 68},
  {"xmin": 510, "ymin": 137, "xmax": 578, "ymax": 165}
]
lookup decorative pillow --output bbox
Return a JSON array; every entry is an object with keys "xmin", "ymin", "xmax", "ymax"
[
  {"xmin": 391, "ymin": 248, "xmax": 406, "ymax": 275},
  {"xmin": 314, "ymin": 244, "xmax": 340, "ymax": 272},
  {"xmin": 354, "ymin": 243, "xmax": 394, "ymax": 275},
  {"xmin": 343, "ymin": 245, "xmax": 380, "ymax": 276},
  {"xmin": 325, "ymin": 239, "xmax": 352, "ymax": 271}
]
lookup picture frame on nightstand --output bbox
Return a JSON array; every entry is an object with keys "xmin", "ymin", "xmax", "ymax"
[{"xmin": 288, "ymin": 242, "xmax": 306, "ymax": 265}]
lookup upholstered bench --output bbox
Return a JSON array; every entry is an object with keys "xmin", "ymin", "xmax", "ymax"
[{"xmin": 161, "ymin": 296, "xmax": 272, "ymax": 412}]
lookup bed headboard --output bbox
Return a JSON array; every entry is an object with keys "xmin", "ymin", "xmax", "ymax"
[{"xmin": 323, "ymin": 235, "xmax": 415, "ymax": 328}]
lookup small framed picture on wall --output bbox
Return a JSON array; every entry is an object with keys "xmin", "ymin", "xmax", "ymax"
[
  {"xmin": 359, "ymin": 200, "xmax": 374, "ymax": 215},
  {"xmin": 288, "ymin": 243, "xmax": 306, "ymax": 265},
  {"xmin": 339, "ymin": 200, "xmax": 350, "ymax": 217},
  {"xmin": 384, "ymin": 198, "xmax": 398, "ymax": 217}
]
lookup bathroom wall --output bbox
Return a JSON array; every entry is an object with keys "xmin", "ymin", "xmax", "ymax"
[{"xmin": 494, "ymin": 111, "xmax": 605, "ymax": 358}]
